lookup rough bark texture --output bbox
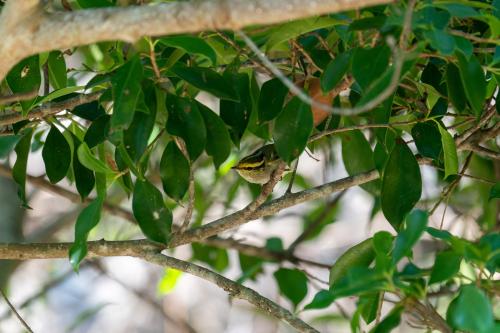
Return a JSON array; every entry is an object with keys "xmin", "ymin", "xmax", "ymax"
[{"xmin": 0, "ymin": 0, "xmax": 392, "ymax": 80}]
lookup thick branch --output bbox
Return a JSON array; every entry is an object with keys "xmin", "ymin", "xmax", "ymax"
[
  {"xmin": 0, "ymin": 0, "xmax": 391, "ymax": 81},
  {"xmin": 0, "ymin": 91, "xmax": 102, "ymax": 127},
  {"xmin": 0, "ymin": 241, "xmax": 319, "ymax": 333},
  {"xmin": 169, "ymin": 169, "xmax": 379, "ymax": 247}
]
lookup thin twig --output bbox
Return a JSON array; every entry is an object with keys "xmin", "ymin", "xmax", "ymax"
[
  {"xmin": 288, "ymin": 191, "xmax": 345, "ymax": 252},
  {"xmin": 290, "ymin": 39, "xmax": 323, "ymax": 73},
  {"xmin": 0, "ymin": 289, "xmax": 35, "ymax": 333},
  {"xmin": 449, "ymin": 30, "xmax": 500, "ymax": 45},
  {"xmin": 0, "ymin": 89, "xmax": 38, "ymax": 105},
  {"xmin": 0, "ymin": 91, "xmax": 103, "ymax": 126},
  {"xmin": 238, "ymin": 30, "xmax": 405, "ymax": 116}
]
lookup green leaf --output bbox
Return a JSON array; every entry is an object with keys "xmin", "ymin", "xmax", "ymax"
[
  {"xmin": 73, "ymin": 139, "xmax": 95, "ymax": 200},
  {"xmin": 47, "ymin": 51, "xmax": 67, "ymax": 90},
  {"xmin": 71, "ymin": 100, "xmax": 106, "ymax": 121},
  {"xmin": 304, "ymin": 290, "xmax": 335, "ymax": 310},
  {"xmin": 84, "ymin": 115, "xmax": 110, "ymax": 149},
  {"xmin": 12, "ymin": 129, "xmax": 34, "ymax": 207},
  {"xmin": 198, "ymin": 102, "xmax": 231, "ymax": 168},
  {"xmin": 331, "ymin": 267, "xmax": 388, "ymax": 299},
  {"xmin": 392, "ymin": 210, "xmax": 428, "ymax": 263},
  {"xmin": 273, "ymin": 268, "xmax": 308, "ymax": 308},
  {"xmin": 77, "ymin": 142, "xmax": 116, "ymax": 175},
  {"xmin": 265, "ymin": 16, "xmax": 343, "ymax": 50},
  {"xmin": 273, "ymin": 97, "xmax": 313, "ymax": 163},
  {"xmin": 77, "ymin": 0, "xmax": 113, "ymax": 8},
  {"xmin": 352, "ymin": 46, "xmax": 390, "ymax": 90},
  {"xmin": 42, "ymin": 125, "xmax": 72, "ymax": 184},
  {"xmin": 429, "ymin": 250, "xmax": 462, "ymax": 284},
  {"xmin": 321, "ymin": 52, "xmax": 351, "ymax": 93},
  {"xmin": 424, "ymin": 29, "xmax": 456, "ymax": 55},
  {"xmin": 160, "ymin": 141, "xmax": 190, "ymax": 201},
  {"xmin": 160, "ymin": 35, "xmax": 217, "ymax": 65},
  {"xmin": 370, "ymin": 306, "xmax": 403, "ymax": 333},
  {"xmin": 0, "ymin": 135, "xmax": 21, "ymax": 158},
  {"xmin": 447, "ymin": 285, "xmax": 495, "ymax": 333},
  {"xmin": 165, "ymin": 95, "xmax": 206, "ymax": 161},
  {"xmin": 220, "ymin": 72, "xmax": 252, "ymax": 146},
  {"xmin": 6, "ymin": 55, "xmax": 40, "ymax": 112},
  {"xmin": 359, "ymin": 292, "xmax": 382, "ymax": 324},
  {"xmin": 341, "ymin": 130, "xmax": 380, "ymax": 195},
  {"xmin": 381, "ymin": 140, "xmax": 422, "ymax": 230},
  {"xmin": 132, "ymin": 179, "xmax": 172, "ymax": 244},
  {"xmin": 110, "ymin": 56, "xmax": 144, "ymax": 131},
  {"xmin": 258, "ymin": 78, "xmax": 288, "ymax": 122},
  {"xmin": 489, "ymin": 182, "xmax": 500, "ymax": 200},
  {"xmin": 456, "ymin": 53, "xmax": 486, "ymax": 116},
  {"xmin": 445, "ymin": 63, "xmax": 467, "ymax": 113},
  {"xmin": 437, "ymin": 123, "xmax": 458, "ymax": 179},
  {"xmin": 123, "ymin": 85, "xmax": 157, "ymax": 161},
  {"xmin": 329, "ymin": 238, "xmax": 375, "ymax": 287},
  {"xmin": 69, "ymin": 198, "xmax": 103, "ymax": 271},
  {"xmin": 411, "ymin": 121, "xmax": 442, "ymax": 160},
  {"xmin": 170, "ymin": 64, "xmax": 238, "ymax": 101}
]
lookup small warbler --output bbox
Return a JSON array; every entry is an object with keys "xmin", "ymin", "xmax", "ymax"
[{"xmin": 232, "ymin": 144, "xmax": 284, "ymax": 184}]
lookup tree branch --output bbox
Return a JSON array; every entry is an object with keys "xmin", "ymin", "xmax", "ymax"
[
  {"xmin": 0, "ymin": 91, "xmax": 103, "ymax": 127},
  {"xmin": 0, "ymin": 240, "xmax": 319, "ymax": 333},
  {"xmin": 0, "ymin": 0, "xmax": 392, "ymax": 81}
]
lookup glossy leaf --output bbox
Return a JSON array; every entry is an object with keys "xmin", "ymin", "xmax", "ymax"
[
  {"xmin": 160, "ymin": 141, "xmax": 190, "ymax": 201},
  {"xmin": 371, "ymin": 306, "xmax": 403, "ymax": 333},
  {"xmin": 429, "ymin": 251, "xmax": 462, "ymax": 284},
  {"xmin": 171, "ymin": 64, "xmax": 238, "ymax": 101},
  {"xmin": 456, "ymin": 53, "xmax": 486, "ymax": 116},
  {"xmin": 304, "ymin": 290, "xmax": 335, "ymax": 310},
  {"xmin": 6, "ymin": 55, "xmax": 40, "ymax": 112},
  {"xmin": 258, "ymin": 78, "xmax": 288, "ymax": 122},
  {"xmin": 273, "ymin": 268, "xmax": 308, "ymax": 308},
  {"xmin": 123, "ymin": 85, "xmax": 157, "ymax": 161},
  {"xmin": 0, "ymin": 135, "xmax": 21, "ymax": 158},
  {"xmin": 110, "ymin": 56, "xmax": 144, "ymax": 131},
  {"xmin": 424, "ymin": 29, "xmax": 456, "ymax": 55},
  {"xmin": 219, "ymin": 72, "xmax": 252, "ymax": 146},
  {"xmin": 69, "ymin": 198, "xmax": 103, "ymax": 271},
  {"xmin": 12, "ymin": 129, "xmax": 34, "ymax": 207},
  {"xmin": 47, "ymin": 51, "xmax": 67, "ymax": 90},
  {"xmin": 447, "ymin": 285, "xmax": 495, "ymax": 333},
  {"xmin": 437, "ymin": 123, "xmax": 459, "ymax": 179},
  {"xmin": 392, "ymin": 210, "xmax": 428, "ymax": 263},
  {"xmin": 198, "ymin": 102, "xmax": 231, "ymax": 168},
  {"xmin": 411, "ymin": 121, "xmax": 442, "ymax": 160},
  {"xmin": 166, "ymin": 95, "xmax": 206, "ymax": 161},
  {"xmin": 265, "ymin": 16, "xmax": 342, "ymax": 50},
  {"xmin": 73, "ymin": 139, "xmax": 95, "ymax": 200},
  {"xmin": 273, "ymin": 97, "xmax": 313, "ymax": 163},
  {"xmin": 84, "ymin": 115, "xmax": 110, "ymax": 149},
  {"xmin": 330, "ymin": 238, "xmax": 375, "ymax": 287},
  {"xmin": 133, "ymin": 179, "xmax": 172, "ymax": 244},
  {"xmin": 381, "ymin": 140, "xmax": 422, "ymax": 230},
  {"xmin": 321, "ymin": 52, "xmax": 350, "ymax": 93},
  {"xmin": 445, "ymin": 63, "xmax": 467, "ymax": 113},
  {"xmin": 160, "ymin": 35, "xmax": 217, "ymax": 65},
  {"xmin": 331, "ymin": 267, "xmax": 388, "ymax": 299},
  {"xmin": 77, "ymin": 142, "xmax": 116, "ymax": 175},
  {"xmin": 352, "ymin": 46, "xmax": 390, "ymax": 90},
  {"xmin": 42, "ymin": 126, "xmax": 72, "ymax": 184},
  {"xmin": 341, "ymin": 130, "xmax": 380, "ymax": 195},
  {"xmin": 71, "ymin": 100, "xmax": 106, "ymax": 121},
  {"xmin": 489, "ymin": 182, "xmax": 500, "ymax": 200}
]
